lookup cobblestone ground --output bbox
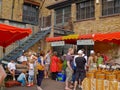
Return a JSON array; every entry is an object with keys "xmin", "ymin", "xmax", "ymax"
[{"xmin": 5, "ymin": 79, "xmax": 81, "ymax": 90}]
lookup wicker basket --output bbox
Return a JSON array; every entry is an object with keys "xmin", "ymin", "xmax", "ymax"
[
  {"xmin": 116, "ymin": 74, "xmax": 120, "ymax": 81},
  {"xmin": 106, "ymin": 74, "xmax": 116, "ymax": 81},
  {"xmin": 96, "ymin": 73, "xmax": 105, "ymax": 79},
  {"xmin": 86, "ymin": 72, "xmax": 94, "ymax": 78}
]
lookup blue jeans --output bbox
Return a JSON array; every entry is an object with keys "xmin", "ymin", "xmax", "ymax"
[
  {"xmin": 17, "ymin": 79, "xmax": 26, "ymax": 86},
  {"xmin": 28, "ymin": 75, "xmax": 34, "ymax": 83}
]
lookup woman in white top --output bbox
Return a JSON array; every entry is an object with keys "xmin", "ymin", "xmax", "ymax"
[
  {"xmin": 7, "ymin": 60, "xmax": 16, "ymax": 80},
  {"xmin": 87, "ymin": 50, "xmax": 97, "ymax": 71}
]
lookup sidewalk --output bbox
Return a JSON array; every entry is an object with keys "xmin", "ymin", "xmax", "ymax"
[
  {"xmin": 5, "ymin": 79, "xmax": 65, "ymax": 90},
  {"xmin": 5, "ymin": 79, "xmax": 81, "ymax": 90}
]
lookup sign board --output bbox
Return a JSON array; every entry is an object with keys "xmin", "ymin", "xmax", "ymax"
[
  {"xmin": 51, "ymin": 41, "xmax": 65, "ymax": 46},
  {"xmin": 0, "ymin": 65, "xmax": 7, "ymax": 85},
  {"xmin": 77, "ymin": 39, "xmax": 94, "ymax": 45}
]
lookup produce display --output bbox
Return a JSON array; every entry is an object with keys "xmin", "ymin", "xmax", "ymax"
[{"xmin": 82, "ymin": 63, "xmax": 120, "ymax": 90}]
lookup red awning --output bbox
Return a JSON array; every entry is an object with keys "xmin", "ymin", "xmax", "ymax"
[
  {"xmin": 46, "ymin": 36, "xmax": 62, "ymax": 42},
  {"xmin": 78, "ymin": 34, "xmax": 93, "ymax": 39},
  {"xmin": 94, "ymin": 32, "xmax": 120, "ymax": 44},
  {"xmin": 0, "ymin": 23, "xmax": 32, "ymax": 47}
]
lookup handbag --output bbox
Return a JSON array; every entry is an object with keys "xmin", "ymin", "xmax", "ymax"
[{"xmin": 36, "ymin": 62, "xmax": 44, "ymax": 70}]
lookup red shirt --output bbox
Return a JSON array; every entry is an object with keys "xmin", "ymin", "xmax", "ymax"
[{"xmin": 50, "ymin": 55, "xmax": 59, "ymax": 72}]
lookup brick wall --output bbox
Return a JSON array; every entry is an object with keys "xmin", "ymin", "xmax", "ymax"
[
  {"xmin": 74, "ymin": 16, "xmax": 120, "ymax": 34},
  {"xmin": 40, "ymin": 0, "xmax": 64, "ymax": 16},
  {"xmin": 2, "ymin": 0, "xmax": 13, "ymax": 19}
]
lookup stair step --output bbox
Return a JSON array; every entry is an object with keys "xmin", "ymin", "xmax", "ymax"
[
  {"xmin": 3, "ymin": 57, "xmax": 11, "ymax": 61},
  {"xmin": 25, "ymin": 40, "xmax": 33, "ymax": 43},
  {"xmin": 29, "ymin": 38, "xmax": 36, "ymax": 40},
  {"xmin": 32, "ymin": 35, "xmax": 38, "ymax": 38}
]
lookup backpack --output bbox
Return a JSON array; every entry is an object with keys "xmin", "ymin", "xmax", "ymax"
[
  {"xmin": 63, "ymin": 60, "xmax": 67, "ymax": 70},
  {"xmin": 38, "ymin": 57, "xmax": 41, "ymax": 63}
]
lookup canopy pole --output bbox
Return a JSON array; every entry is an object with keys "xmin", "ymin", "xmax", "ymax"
[{"xmin": 3, "ymin": 48, "xmax": 5, "ymax": 57}]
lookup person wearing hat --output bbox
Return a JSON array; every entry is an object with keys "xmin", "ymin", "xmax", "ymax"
[
  {"xmin": 87, "ymin": 50, "xmax": 97, "ymax": 71},
  {"xmin": 73, "ymin": 50, "xmax": 86, "ymax": 90}
]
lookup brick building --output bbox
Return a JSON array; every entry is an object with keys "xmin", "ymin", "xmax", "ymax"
[
  {"xmin": 0, "ymin": 0, "xmax": 120, "ymax": 62},
  {"xmin": 44, "ymin": 0, "xmax": 120, "ymax": 59}
]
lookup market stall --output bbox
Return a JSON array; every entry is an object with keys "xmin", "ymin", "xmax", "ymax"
[
  {"xmin": 83, "ymin": 64, "xmax": 120, "ymax": 90},
  {"xmin": 46, "ymin": 34, "xmax": 94, "ymax": 56},
  {"xmin": 46, "ymin": 31, "xmax": 120, "ymax": 90},
  {"xmin": 83, "ymin": 32, "xmax": 120, "ymax": 90}
]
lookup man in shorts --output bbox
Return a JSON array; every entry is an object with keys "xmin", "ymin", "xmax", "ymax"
[
  {"xmin": 65, "ymin": 48, "xmax": 74, "ymax": 90},
  {"xmin": 73, "ymin": 50, "xmax": 86, "ymax": 90},
  {"xmin": 44, "ymin": 50, "xmax": 51, "ymax": 78}
]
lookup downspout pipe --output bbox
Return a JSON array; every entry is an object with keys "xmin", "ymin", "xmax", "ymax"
[{"xmin": 11, "ymin": 0, "xmax": 15, "ymax": 20}]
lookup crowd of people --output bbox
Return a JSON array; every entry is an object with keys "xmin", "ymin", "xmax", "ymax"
[{"xmin": 7, "ymin": 48, "xmax": 109, "ymax": 90}]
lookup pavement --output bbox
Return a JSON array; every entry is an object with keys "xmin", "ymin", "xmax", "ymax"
[
  {"xmin": 5, "ymin": 79, "xmax": 65, "ymax": 90},
  {"xmin": 4, "ymin": 79, "xmax": 81, "ymax": 90}
]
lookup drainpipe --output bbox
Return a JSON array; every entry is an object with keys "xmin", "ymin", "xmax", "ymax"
[{"xmin": 11, "ymin": 0, "xmax": 15, "ymax": 20}]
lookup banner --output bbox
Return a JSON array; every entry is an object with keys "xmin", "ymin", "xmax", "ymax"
[{"xmin": 51, "ymin": 41, "xmax": 65, "ymax": 46}]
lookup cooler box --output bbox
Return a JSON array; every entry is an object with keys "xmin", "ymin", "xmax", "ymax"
[{"xmin": 57, "ymin": 73, "xmax": 66, "ymax": 82}]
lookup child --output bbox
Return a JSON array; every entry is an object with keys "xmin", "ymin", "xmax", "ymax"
[
  {"xmin": 27, "ymin": 59, "xmax": 34, "ymax": 86},
  {"xmin": 17, "ymin": 70, "xmax": 27, "ymax": 86}
]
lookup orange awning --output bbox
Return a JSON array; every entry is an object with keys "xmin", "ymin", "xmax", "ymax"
[
  {"xmin": 46, "ymin": 36, "xmax": 62, "ymax": 42},
  {"xmin": 78, "ymin": 34, "xmax": 93, "ymax": 39},
  {"xmin": 0, "ymin": 23, "xmax": 32, "ymax": 47},
  {"xmin": 94, "ymin": 32, "xmax": 120, "ymax": 44}
]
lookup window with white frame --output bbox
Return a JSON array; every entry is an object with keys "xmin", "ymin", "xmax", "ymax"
[
  {"xmin": 76, "ymin": 0, "xmax": 95, "ymax": 20},
  {"xmin": 55, "ymin": 6, "xmax": 71, "ymax": 25},
  {"xmin": 102, "ymin": 0, "xmax": 120, "ymax": 16}
]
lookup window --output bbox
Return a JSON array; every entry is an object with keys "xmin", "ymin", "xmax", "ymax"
[
  {"xmin": 39, "ymin": 15, "xmax": 51, "ymax": 28},
  {"xmin": 76, "ymin": 0, "xmax": 95, "ymax": 20},
  {"xmin": 23, "ymin": 3, "xmax": 39, "ymax": 25},
  {"xmin": 55, "ymin": 6, "xmax": 71, "ymax": 25},
  {"xmin": 102, "ymin": 0, "xmax": 120, "ymax": 16}
]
